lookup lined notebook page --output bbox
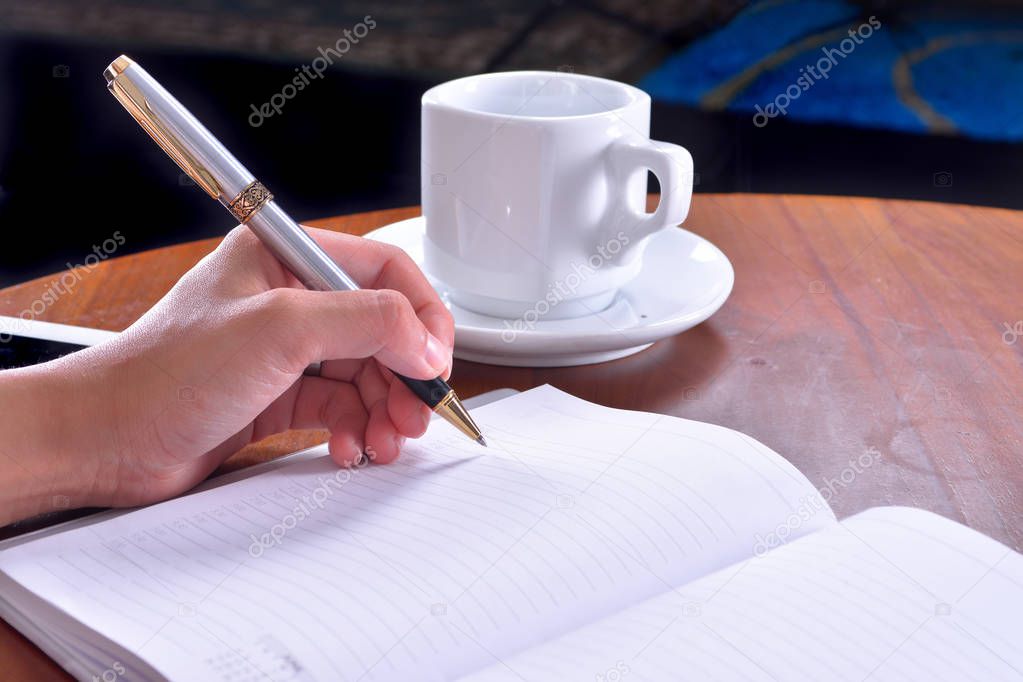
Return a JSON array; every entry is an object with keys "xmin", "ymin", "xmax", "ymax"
[
  {"xmin": 0, "ymin": 386, "xmax": 833, "ymax": 681},
  {"xmin": 465, "ymin": 506, "xmax": 1023, "ymax": 682}
]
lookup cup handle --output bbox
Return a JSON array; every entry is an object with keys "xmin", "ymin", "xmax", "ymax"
[{"xmin": 607, "ymin": 135, "xmax": 694, "ymax": 248}]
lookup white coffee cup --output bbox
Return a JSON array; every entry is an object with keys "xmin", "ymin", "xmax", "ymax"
[{"xmin": 421, "ymin": 71, "xmax": 693, "ymax": 320}]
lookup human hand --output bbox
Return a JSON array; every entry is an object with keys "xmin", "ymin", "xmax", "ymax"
[{"xmin": 0, "ymin": 225, "xmax": 453, "ymax": 521}]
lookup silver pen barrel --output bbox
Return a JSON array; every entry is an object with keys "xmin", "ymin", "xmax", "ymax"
[
  {"xmin": 105, "ymin": 56, "xmax": 360, "ymax": 293},
  {"xmin": 104, "ymin": 56, "xmax": 252, "ymax": 205},
  {"xmin": 246, "ymin": 202, "xmax": 360, "ymax": 292}
]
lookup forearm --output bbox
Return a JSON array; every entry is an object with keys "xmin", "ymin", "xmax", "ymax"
[{"xmin": 0, "ymin": 363, "xmax": 105, "ymax": 525}]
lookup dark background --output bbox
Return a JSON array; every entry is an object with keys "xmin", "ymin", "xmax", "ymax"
[{"xmin": 1, "ymin": 0, "xmax": 1021, "ymax": 287}]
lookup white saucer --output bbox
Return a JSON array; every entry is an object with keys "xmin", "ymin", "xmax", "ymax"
[{"xmin": 365, "ymin": 218, "xmax": 734, "ymax": 367}]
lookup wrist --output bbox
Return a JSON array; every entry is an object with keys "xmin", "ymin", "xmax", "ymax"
[{"xmin": 0, "ymin": 360, "xmax": 109, "ymax": 525}]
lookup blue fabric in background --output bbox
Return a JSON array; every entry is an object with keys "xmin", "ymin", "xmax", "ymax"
[
  {"xmin": 913, "ymin": 43, "xmax": 1023, "ymax": 141},
  {"xmin": 640, "ymin": 0, "xmax": 1023, "ymax": 141},
  {"xmin": 641, "ymin": 0, "xmax": 862, "ymax": 101}
]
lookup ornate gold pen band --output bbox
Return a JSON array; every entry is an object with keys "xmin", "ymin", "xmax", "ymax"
[{"xmin": 228, "ymin": 180, "xmax": 274, "ymax": 223}]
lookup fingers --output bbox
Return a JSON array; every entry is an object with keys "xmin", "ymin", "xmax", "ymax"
[
  {"xmin": 213, "ymin": 225, "xmax": 454, "ymax": 380},
  {"xmin": 365, "ymin": 400, "xmax": 402, "ymax": 465},
  {"xmin": 262, "ymin": 287, "xmax": 449, "ymax": 380},
  {"xmin": 285, "ymin": 365, "xmax": 423, "ymax": 468},
  {"xmin": 353, "ymin": 361, "xmax": 402, "ymax": 464},
  {"xmin": 327, "ymin": 354, "xmax": 432, "ymax": 439},
  {"xmin": 289, "ymin": 377, "xmax": 368, "ymax": 467},
  {"xmin": 386, "ymin": 371, "xmax": 432, "ymax": 439},
  {"xmin": 364, "ymin": 363, "xmax": 431, "ymax": 440},
  {"xmin": 208, "ymin": 228, "xmax": 453, "ymax": 357},
  {"xmin": 350, "ymin": 361, "xmax": 428, "ymax": 463},
  {"xmin": 302, "ymin": 227, "xmax": 455, "ymax": 352}
]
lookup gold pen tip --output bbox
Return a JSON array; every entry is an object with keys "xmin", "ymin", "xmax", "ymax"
[
  {"xmin": 434, "ymin": 390, "xmax": 486, "ymax": 446},
  {"xmin": 103, "ymin": 55, "xmax": 134, "ymax": 84}
]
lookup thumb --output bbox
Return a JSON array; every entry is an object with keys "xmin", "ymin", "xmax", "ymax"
[{"xmin": 266, "ymin": 288, "xmax": 449, "ymax": 379}]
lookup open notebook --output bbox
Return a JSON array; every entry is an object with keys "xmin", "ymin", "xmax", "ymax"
[{"xmin": 0, "ymin": 386, "xmax": 1020, "ymax": 681}]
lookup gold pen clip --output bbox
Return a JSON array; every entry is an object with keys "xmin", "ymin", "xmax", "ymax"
[{"xmin": 104, "ymin": 55, "xmax": 223, "ymax": 200}]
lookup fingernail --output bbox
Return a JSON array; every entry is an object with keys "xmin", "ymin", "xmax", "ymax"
[{"xmin": 425, "ymin": 332, "xmax": 448, "ymax": 373}]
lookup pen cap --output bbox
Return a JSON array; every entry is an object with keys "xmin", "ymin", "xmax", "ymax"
[{"xmin": 104, "ymin": 56, "xmax": 255, "ymax": 210}]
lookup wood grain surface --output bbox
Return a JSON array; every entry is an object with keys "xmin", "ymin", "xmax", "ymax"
[{"xmin": 1, "ymin": 194, "xmax": 1021, "ymax": 679}]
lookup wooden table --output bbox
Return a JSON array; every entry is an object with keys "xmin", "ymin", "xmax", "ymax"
[{"xmin": 2, "ymin": 194, "xmax": 1021, "ymax": 679}]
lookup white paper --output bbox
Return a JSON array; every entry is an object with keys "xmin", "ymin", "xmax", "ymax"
[
  {"xmin": 0, "ymin": 385, "xmax": 833, "ymax": 681},
  {"xmin": 464, "ymin": 506, "xmax": 1023, "ymax": 681}
]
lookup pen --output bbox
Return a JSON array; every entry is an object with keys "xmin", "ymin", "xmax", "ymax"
[{"xmin": 103, "ymin": 55, "xmax": 486, "ymax": 447}]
